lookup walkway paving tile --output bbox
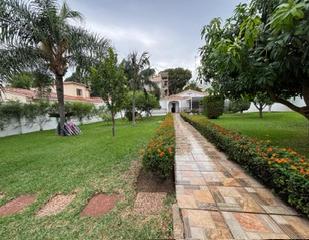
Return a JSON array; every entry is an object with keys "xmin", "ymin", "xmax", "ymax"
[
  {"xmin": 176, "ymin": 162, "xmax": 200, "ymax": 171},
  {"xmin": 176, "ymin": 171, "xmax": 206, "ymax": 185},
  {"xmin": 222, "ymin": 212, "xmax": 290, "ymax": 239},
  {"xmin": 270, "ymin": 215, "xmax": 309, "ymax": 239},
  {"xmin": 173, "ymin": 114, "xmax": 309, "ymax": 240},
  {"xmin": 247, "ymin": 188, "xmax": 298, "ymax": 215},
  {"xmin": 192, "ymin": 153, "xmax": 212, "ymax": 162},
  {"xmin": 182, "ymin": 209, "xmax": 233, "ymax": 240},
  {"xmin": 202, "ymin": 171, "xmax": 241, "ymax": 187},
  {"xmin": 209, "ymin": 186, "xmax": 265, "ymax": 213},
  {"xmin": 176, "ymin": 185, "xmax": 217, "ymax": 210}
]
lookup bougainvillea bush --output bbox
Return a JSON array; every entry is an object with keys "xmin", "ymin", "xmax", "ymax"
[
  {"xmin": 181, "ymin": 113, "xmax": 309, "ymax": 216},
  {"xmin": 142, "ymin": 114, "xmax": 175, "ymax": 178}
]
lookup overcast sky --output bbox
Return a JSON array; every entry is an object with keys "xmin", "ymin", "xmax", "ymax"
[{"xmin": 62, "ymin": 0, "xmax": 245, "ymax": 79}]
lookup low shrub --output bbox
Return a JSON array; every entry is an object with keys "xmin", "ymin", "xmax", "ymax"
[
  {"xmin": 202, "ymin": 95, "xmax": 224, "ymax": 119},
  {"xmin": 181, "ymin": 113, "xmax": 309, "ymax": 216},
  {"xmin": 142, "ymin": 114, "xmax": 175, "ymax": 178}
]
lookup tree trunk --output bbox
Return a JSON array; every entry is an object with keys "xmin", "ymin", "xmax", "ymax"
[
  {"xmin": 259, "ymin": 108, "xmax": 263, "ymax": 118},
  {"xmin": 18, "ymin": 117, "xmax": 22, "ymax": 134},
  {"xmin": 111, "ymin": 111, "xmax": 115, "ymax": 137},
  {"xmin": 55, "ymin": 75, "xmax": 65, "ymax": 136},
  {"xmin": 132, "ymin": 90, "xmax": 136, "ymax": 125}
]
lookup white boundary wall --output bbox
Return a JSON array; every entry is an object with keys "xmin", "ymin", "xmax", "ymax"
[
  {"xmin": 0, "ymin": 115, "xmax": 103, "ymax": 138},
  {"xmin": 245, "ymin": 96, "xmax": 305, "ymax": 113}
]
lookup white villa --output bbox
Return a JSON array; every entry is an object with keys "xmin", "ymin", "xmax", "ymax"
[{"xmin": 159, "ymin": 89, "xmax": 207, "ymax": 113}]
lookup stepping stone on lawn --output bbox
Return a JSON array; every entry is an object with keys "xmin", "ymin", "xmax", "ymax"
[
  {"xmin": 0, "ymin": 193, "xmax": 4, "ymax": 199},
  {"xmin": 80, "ymin": 193, "xmax": 119, "ymax": 217},
  {"xmin": 0, "ymin": 195, "xmax": 36, "ymax": 217},
  {"xmin": 134, "ymin": 192, "xmax": 166, "ymax": 215},
  {"xmin": 37, "ymin": 194, "xmax": 76, "ymax": 217}
]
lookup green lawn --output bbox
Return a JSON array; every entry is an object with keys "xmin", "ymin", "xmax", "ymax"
[
  {"xmin": 0, "ymin": 117, "xmax": 173, "ymax": 240},
  {"xmin": 210, "ymin": 112, "xmax": 309, "ymax": 158}
]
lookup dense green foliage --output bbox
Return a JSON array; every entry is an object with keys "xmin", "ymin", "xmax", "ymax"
[
  {"xmin": 124, "ymin": 91, "xmax": 160, "ymax": 119},
  {"xmin": 9, "ymin": 71, "xmax": 53, "ymax": 97},
  {"xmin": 70, "ymin": 102, "xmax": 95, "ymax": 124},
  {"xmin": 181, "ymin": 113, "xmax": 309, "ymax": 216},
  {"xmin": 0, "ymin": 117, "xmax": 173, "ymax": 239},
  {"xmin": 143, "ymin": 114, "xmax": 175, "ymax": 178},
  {"xmin": 199, "ymin": 0, "xmax": 309, "ymax": 120},
  {"xmin": 184, "ymin": 82, "xmax": 202, "ymax": 92},
  {"xmin": 211, "ymin": 112, "xmax": 309, "ymax": 158},
  {"xmin": 202, "ymin": 95, "xmax": 224, "ymax": 119},
  {"xmin": 163, "ymin": 68, "xmax": 192, "ymax": 94}
]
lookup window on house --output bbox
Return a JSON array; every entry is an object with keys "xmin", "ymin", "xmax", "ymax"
[{"xmin": 76, "ymin": 88, "xmax": 82, "ymax": 96}]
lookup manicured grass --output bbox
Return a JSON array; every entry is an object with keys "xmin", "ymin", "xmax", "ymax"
[
  {"xmin": 210, "ymin": 112, "xmax": 309, "ymax": 158},
  {"xmin": 0, "ymin": 117, "xmax": 173, "ymax": 240}
]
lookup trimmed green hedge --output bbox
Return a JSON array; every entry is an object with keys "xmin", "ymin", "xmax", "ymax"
[
  {"xmin": 142, "ymin": 114, "xmax": 175, "ymax": 178},
  {"xmin": 181, "ymin": 113, "xmax": 309, "ymax": 216}
]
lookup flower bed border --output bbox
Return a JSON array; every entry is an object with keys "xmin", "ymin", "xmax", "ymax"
[
  {"xmin": 181, "ymin": 113, "xmax": 309, "ymax": 217},
  {"xmin": 142, "ymin": 114, "xmax": 175, "ymax": 179}
]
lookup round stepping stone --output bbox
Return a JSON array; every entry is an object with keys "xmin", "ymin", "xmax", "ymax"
[
  {"xmin": 134, "ymin": 192, "xmax": 166, "ymax": 215},
  {"xmin": 80, "ymin": 193, "xmax": 119, "ymax": 217},
  {"xmin": 0, "ymin": 195, "xmax": 36, "ymax": 217},
  {"xmin": 37, "ymin": 194, "xmax": 76, "ymax": 217}
]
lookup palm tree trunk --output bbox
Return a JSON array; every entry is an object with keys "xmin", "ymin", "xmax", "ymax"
[
  {"xmin": 132, "ymin": 89, "xmax": 136, "ymax": 125},
  {"xmin": 55, "ymin": 75, "xmax": 65, "ymax": 136}
]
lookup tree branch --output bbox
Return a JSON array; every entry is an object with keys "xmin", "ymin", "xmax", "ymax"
[{"xmin": 268, "ymin": 89, "xmax": 309, "ymax": 119}]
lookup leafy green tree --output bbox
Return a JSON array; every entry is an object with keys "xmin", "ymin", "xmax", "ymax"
[
  {"xmin": 124, "ymin": 91, "xmax": 159, "ymax": 118},
  {"xmin": 199, "ymin": 0, "xmax": 309, "ymax": 120},
  {"xmin": 184, "ymin": 82, "xmax": 202, "ymax": 92},
  {"xmin": 252, "ymin": 92, "xmax": 273, "ymax": 118},
  {"xmin": 164, "ymin": 68, "xmax": 192, "ymax": 94},
  {"xmin": 90, "ymin": 48, "xmax": 127, "ymax": 136},
  {"xmin": 123, "ymin": 51, "xmax": 151, "ymax": 125},
  {"xmin": 0, "ymin": 0, "xmax": 109, "ymax": 135},
  {"xmin": 9, "ymin": 72, "xmax": 33, "ymax": 89},
  {"xmin": 229, "ymin": 96, "xmax": 251, "ymax": 114}
]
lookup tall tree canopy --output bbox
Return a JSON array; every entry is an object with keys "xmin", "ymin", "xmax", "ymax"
[
  {"xmin": 0, "ymin": 0, "xmax": 109, "ymax": 135},
  {"xmin": 90, "ymin": 48, "xmax": 127, "ymax": 136},
  {"xmin": 199, "ymin": 0, "xmax": 309, "ymax": 120},
  {"xmin": 123, "ymin": 51, "xmax": 153, "ymax": 125},
  {"xmin": 163, "ymin": 68, "xmax": 192, "ymax": 94}
]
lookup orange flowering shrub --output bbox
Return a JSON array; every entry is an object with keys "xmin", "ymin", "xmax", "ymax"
[
  {"xmin": 181, "ymin": 113, "xmax": 309, "ymax": 216},
  {"xmin": 142, "ymin": 114, "xmax": 175, "ymax": 178}
]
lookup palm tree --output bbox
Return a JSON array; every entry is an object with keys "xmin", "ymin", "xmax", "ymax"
[
  {"xmin": 124, "ymin": 51, "xmax": 152, "ymax": 125},
  {"xmin": 0, "ymin": 0, "xmax": 109, "ymax": 135}
]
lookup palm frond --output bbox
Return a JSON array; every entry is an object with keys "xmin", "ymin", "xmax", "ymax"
[{"xmin": 59, "ymin": 2, "xmax": 83, "ymax": 22}]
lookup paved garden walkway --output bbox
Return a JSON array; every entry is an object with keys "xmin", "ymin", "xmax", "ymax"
[{"xmin": 173, "ymin": 114, "xmax": 309, "ymax": 240}]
